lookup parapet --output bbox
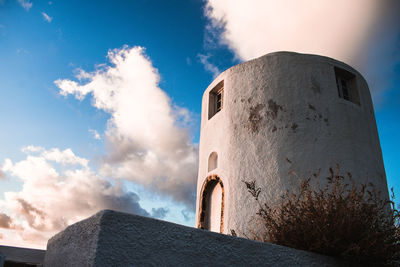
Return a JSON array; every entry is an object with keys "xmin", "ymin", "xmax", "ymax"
[{"xmin": 44, "ymin": 209, "xmax": 345, "ymax": 266}]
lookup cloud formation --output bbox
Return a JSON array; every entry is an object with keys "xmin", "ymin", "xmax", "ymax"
[
  {"xmin": 205, "ymin": 0, "xmax": 381, "ymax": 64},
  {"xmin": 0, "ymin": 147, "xmax": 149, "ymax": 247},
  {"xmin": 17, "ymin": 0, "xmax": 32, "ymax": 11},
  {"xmin": 205, "ymin": 0, "xmax": 400, "ymax": 101},
  {"xmin": 41, "ymin": 12, "xmax": 52, "ymax": 23},
  {"xmin": 55, "ymin": 46, "xmax": 198, "ymax": 209}
]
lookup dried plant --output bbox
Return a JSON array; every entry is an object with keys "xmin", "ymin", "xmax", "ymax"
[{"xmin": 243, "ymin": 166, "xmax": 400, "ymax": 266}]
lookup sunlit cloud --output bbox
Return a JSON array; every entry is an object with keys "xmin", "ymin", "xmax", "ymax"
[
  {"xmin": 42, "ymin": 148, "xmax": 88, "ymax": 167},
  {"xmin": 0, "ymin": 147, "xmax": 149, "ymax": 247},
  {"xmin": 55, "ymin": 46, "xmax": 198, "ymax": 209},
  {"xmin": 205, "ymin": 0, "xmax": 381, "ymax": 64}
]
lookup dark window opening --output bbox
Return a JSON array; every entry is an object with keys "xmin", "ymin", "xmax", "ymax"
[
  {"xmin": 334, "ymin": 67, "xmax": 360, "ymax": 105},
  {"xmin": 208, "ymin": 80, "xmax": 224, "ymax": 119}
]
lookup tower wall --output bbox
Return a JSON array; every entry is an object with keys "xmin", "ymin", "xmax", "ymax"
[{"xmin": 195, "ymin": 52, "xmax": 388, "ymax": 236}]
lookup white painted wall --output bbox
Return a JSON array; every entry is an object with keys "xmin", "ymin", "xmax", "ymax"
[
  {"xmin": 45, "ymin": 210, "xmax": 346, "ymax": 266},
  {"xmin": 206, "ymin": 182, "xmax": 222, "ymax": 232},
  {"xmin": 195, "ymin": 51, "xmax": 389, "ymax": 237}
]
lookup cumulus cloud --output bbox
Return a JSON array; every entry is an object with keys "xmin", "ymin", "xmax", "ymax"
[
  {"xmin": 205, "ymin": 0, "xmax": 381, "ymax": 63},
  {"xmin": 41, "ymin": 12, "xmax": 52, "ymax": 23},
  {"xmin": 17, "ymin": 0, "xmax": 32, "ymax": 11},
  {"xmin": 42, "ymin": 148, "xmax": 88, "ymax": 167},
  {"xmin": 89, "ymin": 129, "xmax": 101, "ymax": 140},
  {"xmin": 55, "ymin": 46, "xmax": 198, "ymax": 209},
  {"xmin": 204, "ymin": 0, "xmax": 400, "ymax": 101},
  {"xmin": 198, "ymin": 53, "xmax": 220, "ymax": 78},
  {"xmin": 0, "ymin": 147, "xmax": 149, "ymax": 247}
]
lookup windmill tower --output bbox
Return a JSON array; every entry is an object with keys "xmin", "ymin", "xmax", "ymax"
[{"xmin": 195, "ymin": 52, "xmax": 389, "ymax": 236}]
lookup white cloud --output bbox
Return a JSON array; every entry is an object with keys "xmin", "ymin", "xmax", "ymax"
[
  {"xmin": 0, "ymin": 147, "xmax": 149, "ymax": 248},
  {"xmin": 21, "ymin": 145, "xmax": 44, "ymax": 153},
  {"xmin": 17, "ymin": 0, "xmax": 32, "ymax": 11},
  {"xmin": 41, "ymin": 148, "xmax": 88, "ymax": 167},
  {"xmin": 205, "ymin": 0, "xmax": 382, "ymax": 65},
  {"xmin": 41, "ymin": 12, "xmax": 52, "ymax": 23},
  {"xmin": 55, "ymin": 46, "xmax": 198, "ymax": 208},
  {"xmin": 198, "ymin": 53, "xmax": 220, "ymax": 78},
  {"xmin": 89, "ymin": 129, "xmax": 101, "ymax": 140}
]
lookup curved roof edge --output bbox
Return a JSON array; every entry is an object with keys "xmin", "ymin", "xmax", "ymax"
[{"xmin": 204, "ymin": 51, "xmax": 366, "ymax": 96}]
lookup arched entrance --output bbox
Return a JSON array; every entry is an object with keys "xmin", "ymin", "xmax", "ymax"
[{"xmin": 198, "ymin": 175, "xmax": 224, "ymax": 233}]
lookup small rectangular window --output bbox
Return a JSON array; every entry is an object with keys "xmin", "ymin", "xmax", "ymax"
[
  {"xmin": 208, "ymin": 80, "xmax": 224, "ymax": 119},
  {"xmin": 334, "ymin": 67, "xmax": 360, "ymax": 105}
]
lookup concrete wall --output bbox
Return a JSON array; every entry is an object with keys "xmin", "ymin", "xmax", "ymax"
[
  {"xmin": 196, "ymin": 51, "xmax": 388, "ymax": 236},
  {"xmin": 44, "ymin": 210, "xmax": 346, "ymax": 266}
]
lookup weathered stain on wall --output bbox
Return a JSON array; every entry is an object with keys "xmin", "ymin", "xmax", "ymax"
[{"xmin": 247, "ymin": 104, "xmax": 264, "ymax": 134}]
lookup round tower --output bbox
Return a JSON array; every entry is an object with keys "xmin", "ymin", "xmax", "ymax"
[{"xmin": 195, "ymin": 51, "xmax": 389, "ymax": 236}]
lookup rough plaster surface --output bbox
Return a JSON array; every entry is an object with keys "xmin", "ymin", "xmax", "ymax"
[
  {"xmin": 44, "ymin": 211, "xmax": 102, "ymax": 266},
  {"xmin": 44, "ymin": 210, "xmax": 346, "ymax": 266},
  {"xmin": 196, "ymin": 51, "xmax": 389, "ymax": 236}
]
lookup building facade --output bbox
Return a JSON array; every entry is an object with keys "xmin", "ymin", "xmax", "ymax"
[{"xmin": 195, "ymin": 52, "xmax": 389, "ymax": 236}]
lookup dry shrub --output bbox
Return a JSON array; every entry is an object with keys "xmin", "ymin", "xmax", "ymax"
[{"xmin": 243, "ymin": 166, "xmax": 400, "ymax": 266}]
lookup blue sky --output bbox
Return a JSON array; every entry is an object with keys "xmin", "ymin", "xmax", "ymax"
[{"xmin": 0, "ymin": 0, "xmax": 399, "ymax": 248}]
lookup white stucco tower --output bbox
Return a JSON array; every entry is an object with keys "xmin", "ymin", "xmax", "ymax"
[{"xmin": 195, "ymin": 52, "xmax": 389, "ymax": 236}]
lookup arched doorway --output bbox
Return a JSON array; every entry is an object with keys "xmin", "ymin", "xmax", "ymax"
[{"xmin": 198, "ymin": 175, "xmax": 224, "ymax": 233}]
